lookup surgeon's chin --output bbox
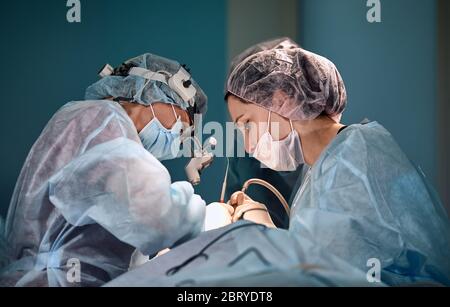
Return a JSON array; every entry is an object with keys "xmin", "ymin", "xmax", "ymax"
[{"xmin": 245, "ymin": 146, "xmax": 254, "ymax": 155}]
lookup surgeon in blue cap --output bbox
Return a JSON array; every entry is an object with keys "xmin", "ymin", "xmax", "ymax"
[{"xmin": 0, "ymin": 53, "xmax": 216, "ymax": 286}]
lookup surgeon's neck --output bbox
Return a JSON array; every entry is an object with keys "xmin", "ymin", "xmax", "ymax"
[
  {"xmin": 119, "ymin": 102, "xmax": 153, "ymax": 133},
  {"xmin": 104, "ymin": 98, "xmax": 152, "ymax": 133},
  {"xmin": 293, "ymin": 116, "xmax": 344, "ymax": 166}
]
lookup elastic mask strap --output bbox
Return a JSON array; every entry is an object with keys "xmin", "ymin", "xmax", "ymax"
[
  {"xmin": 149, "ymin": 104, "xmax": 157, "ymax": 119},
  {"xmin": 170, "ymin": 104, "xmax": 178, "ymax": 120},
  {"xmin": 268, "ymin": 111, "xmax": 294, "ymax": 134},
  {"xmin": 129, "ymin": 67, "xmax": 168, "ymax": 85},
  {"xmin": 267, "ymin": 111, "xmax": 272, "ymax": 133}
]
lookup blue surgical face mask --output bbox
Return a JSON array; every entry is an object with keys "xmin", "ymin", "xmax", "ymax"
[{"xmin": 139, "ymin": 104, "xmax": 183, "ymax": 161}]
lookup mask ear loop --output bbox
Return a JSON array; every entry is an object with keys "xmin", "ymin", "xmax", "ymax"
[
  {"xmin": 289, "ymin": 119, "xmax": 294, "ymax": 132},
  {"xmin": 171, "ymin": 104, "xmax": 184, "ymax": 134},
  {"xmin": 267, "ymin": 111, "xmax": 272, "ymax": 135},
  {"xmin": 268, "ymin": 111, "xmax": 294, "ymax": 137},
  {"xmin": 170, "ymin": 104, "xmax": 179, "ymax": 121},
  {"xmin": 149, "ymin": 104, "xmax": 157, "ymax": 120}
]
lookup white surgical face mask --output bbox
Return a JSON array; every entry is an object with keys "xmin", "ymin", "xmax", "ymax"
[
  {"xmin": 252, "ymin": 112, "xmax": 304, "ymax": 171},
  {"xmin": 139, "ymin": 104, "xmax": 183, "ymax": 161}
]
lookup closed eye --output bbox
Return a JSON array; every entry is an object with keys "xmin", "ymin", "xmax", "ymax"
[{"xmin": 235, "ymin": 120, "xmax": 249, "ymax": 131}]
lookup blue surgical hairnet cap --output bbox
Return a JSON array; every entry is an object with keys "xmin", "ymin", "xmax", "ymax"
[
  {"xmin": 85, "ymin": 53, "xmax": 208, "ymax": 115},
  {"xmin": 226, "ymin": 38, "xmax": 347, "ymax": 122}
]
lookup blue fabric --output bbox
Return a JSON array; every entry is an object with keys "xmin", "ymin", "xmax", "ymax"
[
  {"xmin": 105, "ymin": 222, "xmax": 375, "ymax": 287},
  {"xmin": 85, "ymin": 53, "xmax": 207, "ymax": 114},
  {"xmin": 0, "ymin": 217, "xmax": 7, "ymax": 270},
  {"xmin": 290, "ymin": 122, "xmax": 450, "ymax": 285},
  {"xmin": 105, "ymin": 122, "xmax": 449, "ymax": 287},
  {"xmin": 0, "ymin": 100, "xmax": 205, "ymax": 287},
  {"xmin": 139, "ymin": 117, "xmax": 183, "ymax": 161}
]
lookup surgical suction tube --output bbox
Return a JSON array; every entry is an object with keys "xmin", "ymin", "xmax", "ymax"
[
  {"xmin": 219, "ymin": 159, "xmax": 290, "ymax": 218},
  {"xmin": 241, "ymin": 179, "xmax": 290, "ymax": 218}
]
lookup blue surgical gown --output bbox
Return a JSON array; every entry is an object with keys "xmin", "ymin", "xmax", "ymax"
[
  {"xmin": 0, "ymin": 100, "xmax": 205, "ymax": 287},
  {"xmin": 105, "ymin": 222, "xmax": 374, "ymax": 287},
  {"xmin": 105, "ymin": 122, "xmax": 449, "ymax": 287},
  {"xmin": 290, "ymin": 122, "xmax": 450, "ymax": 285}
]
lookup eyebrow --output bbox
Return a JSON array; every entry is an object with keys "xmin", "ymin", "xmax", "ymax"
[{"xmin": 234, "ymin": 114, "xmax": 244, "ymax": 124}]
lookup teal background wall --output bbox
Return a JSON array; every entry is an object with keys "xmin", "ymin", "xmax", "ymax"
[
  {"xmin": 0, "ymin": 0, "xmax": 447, "ymax": 217},
  {"xmin": 437, "ymin": 0, "xmax": 450, "ymax": 212},
  {"xmin": 298, "ymin": 0, "xmax": 439, "ymax": 191},
  {"xmin": 0, "ymin": 0, "xmax": 227, "ymax": 217}
]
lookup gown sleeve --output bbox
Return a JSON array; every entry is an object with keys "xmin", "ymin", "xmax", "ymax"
[{"xmin": 48, "ymin": 137, "xmax": 206, "ymax": 255}]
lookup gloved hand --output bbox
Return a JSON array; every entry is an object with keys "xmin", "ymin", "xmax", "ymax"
[
  {"xmin": 204, "ymin": 202, "xmax": 235, "ymax": 231},
  {"xmin": 229, "ymin": 192, "xmax": 276, "ymax": 228}
]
